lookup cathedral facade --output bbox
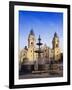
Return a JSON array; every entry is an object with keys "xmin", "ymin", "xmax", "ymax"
[{"xmin": 19, "ymin": 30, "xmax": 61, "ymax": 64}]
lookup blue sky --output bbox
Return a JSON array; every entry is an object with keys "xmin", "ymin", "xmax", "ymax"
[{"xmin": 19, "ymin": 10, "xmax": 63, "ymax": 51}]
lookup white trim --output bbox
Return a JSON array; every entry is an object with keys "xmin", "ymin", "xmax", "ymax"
[{"xmin": 14, "ymin": 5, "xmax": 67, "ymax": 85}]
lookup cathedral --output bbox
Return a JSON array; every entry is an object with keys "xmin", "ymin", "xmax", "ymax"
[{"xmin": 19, "ymin": 29, "xmax": 61, "ymax": 65}]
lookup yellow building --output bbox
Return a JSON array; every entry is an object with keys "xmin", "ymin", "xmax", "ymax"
[
  {"xmin": 27, "ymin": 30, "xmax": 37, "ymax": 62},
  {"xmin": 19, "ymin": 30, "xmax": 61, "ymax": 64},
  {"xmin": 19, "ymin": 46, "xmax": 28, "ymax": 63},
  {"xmin": 52, "ymin": 32, "xmax": 61, "ymax": 61}
]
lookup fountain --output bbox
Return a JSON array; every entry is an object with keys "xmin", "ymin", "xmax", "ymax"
[{"xmin": 34, "ymin": 35, "xmax": 43, "ymax": 71}]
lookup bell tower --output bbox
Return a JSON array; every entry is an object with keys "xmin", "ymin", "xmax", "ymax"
[
  {"xmin": 52, "ymin": 32, "xmax": 59, "ymax": 49},
  {"xmin": 52, "ymin": 32, "xmax": 61, "ymax": 61},
  {"xmin": 28, "ymin": 29, "xmax": 35, "ymax": 48},
  {"xmin": 27, "ymin": 29, "xmax": 36, "ymax": 61}
]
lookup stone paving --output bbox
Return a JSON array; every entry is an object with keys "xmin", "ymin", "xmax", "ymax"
[{"xmin": 19, "ymin": 63, "xmax": 63, "ymax": 79}]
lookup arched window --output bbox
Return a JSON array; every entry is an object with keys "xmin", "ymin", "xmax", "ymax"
[
  {"xmin": 56, "ymin": 44, "xmax": 58, "ymax": 47},
  {"xmin": 31, "ymin": 50, "xmax": 32, "ymax": 52},
  {"xmin": 31, "ymin": 42, "xmax": 33, "ymax": 45}
]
